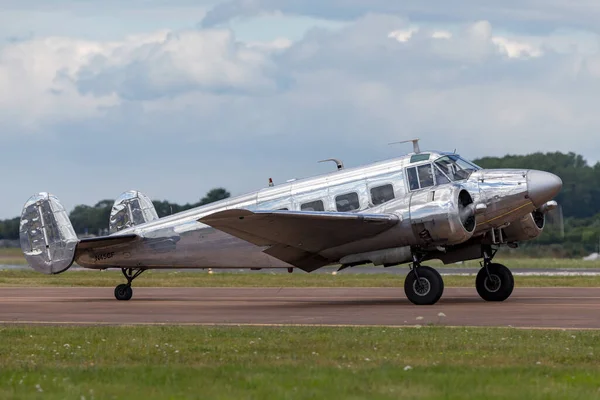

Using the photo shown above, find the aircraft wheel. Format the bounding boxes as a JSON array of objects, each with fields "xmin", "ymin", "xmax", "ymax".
[
  {"xmin": 114, "ymin": 284, "xmax": 133, "ymax": 301},
  {"xmin": 476, "ymin": 263, "xmax": 514, "ymax": 302},
  {"xmin": 404, "ymin": 266, "xmax": 444, "ymax": 305}
]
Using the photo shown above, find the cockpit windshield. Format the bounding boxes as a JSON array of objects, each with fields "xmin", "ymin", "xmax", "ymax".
[{"xmin": 434, "ymin": 155, "xmax": 481, "ymax": 182}]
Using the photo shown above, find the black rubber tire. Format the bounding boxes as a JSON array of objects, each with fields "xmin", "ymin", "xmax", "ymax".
[
  {"xmin": 404, "ymin": 266, "xmax": 444, "ymax": 305},
  {"xmin": 476, "ymin": 263, "xmax": 514, "ymax": 302},
  {"xmin": 114, "ymin": 284, "xmax": 133, "ymax": 301}
]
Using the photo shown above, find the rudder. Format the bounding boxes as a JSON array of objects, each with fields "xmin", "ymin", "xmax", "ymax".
[{"xmin": 19, "ymin": 193, "xmax": 78, "ymax": 274}]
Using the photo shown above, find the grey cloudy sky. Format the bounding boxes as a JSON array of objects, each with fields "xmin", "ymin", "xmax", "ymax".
[{"xmin": 1, "ymin": 0, "xmax": 600, "ymax": 218}]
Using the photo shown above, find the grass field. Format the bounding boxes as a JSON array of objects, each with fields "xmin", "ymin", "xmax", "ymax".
[
  {"xmin": 0, "ymin": 247, "xmax": 27, "ymax": 265},
  {"xmin": 0, "ymin": 325, "xmax": 598, "ymax": 399},
  {"xmin": 1, "ymin": 268, "xmax": 600, "ymax": 288}
]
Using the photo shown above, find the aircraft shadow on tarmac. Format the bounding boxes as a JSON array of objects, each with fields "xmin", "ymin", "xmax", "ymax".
[{"xmin": 63, "ymin": 296, "xmax": 524, "ymax": 307}]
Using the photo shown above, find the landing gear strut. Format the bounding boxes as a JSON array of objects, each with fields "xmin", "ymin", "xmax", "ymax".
[
  {"xmin": 475, "ymin": 246, "xmax": 514, "ymax": 302},
  {"xmin": 404, "ymin": 253, "xmax": 444, "ymax": 305},
  {"xmin": 114, "ymin": 268, "xmax": 145, "ymax": 301}
]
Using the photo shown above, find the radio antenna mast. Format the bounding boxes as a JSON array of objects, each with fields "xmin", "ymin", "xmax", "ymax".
[
  {"xmin": 318, "ymin": 158, "xmax": 344, "ymax": 171},
  {"xmin": 388, "ymin": 138, "xmax": 421, "ymax": 154}
]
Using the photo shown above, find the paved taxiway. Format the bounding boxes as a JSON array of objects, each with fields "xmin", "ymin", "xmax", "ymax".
[{"xmin": 0, "ymin": 287, "xmax": 599, "ymax": 329}]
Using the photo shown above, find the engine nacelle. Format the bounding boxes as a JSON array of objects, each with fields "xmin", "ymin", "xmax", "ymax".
[
  {"xmin": 503, "ymin": 210, "xmax": 544, "ymax": 242},
  {"xmin": 409, "ymin": 186, "xmax": 477, "ymax": 246},
  {"xmin": 109, "ymin": 190, "xmax": 159, "ymax": 234}
]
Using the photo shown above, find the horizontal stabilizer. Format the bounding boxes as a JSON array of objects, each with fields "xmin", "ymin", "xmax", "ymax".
[
  {"xmin": 199, "ymin": 209, "xmax": 399, "ymax": 272},
  {"xmin": 77, "ymin": 234, "xmax": 139, "ymax": 250}
]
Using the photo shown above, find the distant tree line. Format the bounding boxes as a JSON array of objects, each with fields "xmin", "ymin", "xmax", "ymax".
[{"xmin": 0, "ymin": 188, "xmax": 231, "ymax": 239}]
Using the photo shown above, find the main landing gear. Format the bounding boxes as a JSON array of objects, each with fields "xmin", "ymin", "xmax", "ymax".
[
  {"xmin": 404, "ymin": 254, "xmax": 444, "ymax": 305},
  {"xmin": 114, "ymin": 268, "xmax": 145, "ymax": 301},
  {"xmin": 404, "ymin": 246, "xmax": 515, "ymax": 305},
  {"xmin": 475, "ymin": 247, "xmax": 514, "ymax": 302}
]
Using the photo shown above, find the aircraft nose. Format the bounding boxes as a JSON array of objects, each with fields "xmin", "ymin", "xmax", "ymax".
[{"xmin": 527, "ymin": 170, "xmax": 563, "ymax": 207}]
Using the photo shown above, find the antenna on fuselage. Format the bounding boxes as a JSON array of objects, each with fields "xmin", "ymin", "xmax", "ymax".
[
  {"xmin": 318, "ymin": 158, "xmax": 344, "ymax": 171},
  {"xmin": 389, "ymin": 138, "xmax": 421, "ymax": 154}
]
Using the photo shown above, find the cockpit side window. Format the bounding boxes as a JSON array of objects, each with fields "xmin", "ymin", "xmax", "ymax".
[
  {"xmin": 434, "ymin": 165, "xmax": 451, "ymax": 184},
  {"xmin": 407, "ymin": 164, "xmax": 435, "ymax": 191},
  {"xmin": 434, "ymin": 155, "xmax": 480, "ymax": 182},
  {"xmin": 417, "ymin": 165, "xmax": 434, "ymax": 188}
]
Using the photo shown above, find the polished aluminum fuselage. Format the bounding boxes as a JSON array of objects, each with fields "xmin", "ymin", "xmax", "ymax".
[{"xmin": 75, "ymin": 152, "xmax": 536, "ymax": 270}]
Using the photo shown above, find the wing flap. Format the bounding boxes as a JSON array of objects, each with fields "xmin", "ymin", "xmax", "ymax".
[{"xmin": 199, "ymin": 209, "xmax": 399, "ymax": 271}]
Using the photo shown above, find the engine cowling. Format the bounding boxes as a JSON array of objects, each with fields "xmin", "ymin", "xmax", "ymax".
[
  {"xmin": 409, "ymin": 186, "xmax": 477, "ymax": 246},
  {"xmin": 503, "ymin": 210, "xmax": 544, "ymax": 242}
]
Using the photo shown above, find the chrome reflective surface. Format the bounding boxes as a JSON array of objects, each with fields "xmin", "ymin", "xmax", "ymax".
[
  {"xmin": 18, "ymin": 150, "xmax": 563, "ymax": 274},
  {"xmin": 503, "ymin": 212, "xmax": 544, "ymax": 242},
  {"xmin": 527, "ymin": 170, "xmax": 563, "ymax": 208},
  {"xmin": 19, "ymin": 193, "xmax": 78, "ymax": 274},
  {"xmin": 408, "ymin": 185, "xmax": 476, "ymax": 245},
  {"xmin": 109, "ymin": 190, "xmax": 159, "ymax": 234}
]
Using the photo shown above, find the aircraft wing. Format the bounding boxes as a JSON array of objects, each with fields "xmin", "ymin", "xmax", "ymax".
[{"xmin": 199, "ymin": 209, "xmax": 399, "ymax": 272}]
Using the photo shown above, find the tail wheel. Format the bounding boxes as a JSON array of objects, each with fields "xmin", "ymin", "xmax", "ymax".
[
  {"xmin": 404, "ymin": 266, "xmax": 444, "ymax": 305},
  {"xmin": 476, "ymin": 263, "xmax": 514, "ymax": 302}
]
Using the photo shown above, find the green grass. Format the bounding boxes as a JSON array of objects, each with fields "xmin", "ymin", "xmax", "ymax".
[
  {"xmin": 0, "ymin": 325, "xmax": 599, "ymax": 399},
  {"xmin": 0, "ymin": 247, "xmax": 27, "ymax": 265},
  {"xmin": 0, "ymin": 269, "xmax": 599, "ymax": 288}
]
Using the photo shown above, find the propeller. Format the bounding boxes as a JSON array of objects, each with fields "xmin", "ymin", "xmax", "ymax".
[
  {"xmin": 545, "ymin": 204, "xmax": 565, "ymax": 239},
  {"xmin": 457, "ymin": 190, "xmax": 481, "ymax": 232}
]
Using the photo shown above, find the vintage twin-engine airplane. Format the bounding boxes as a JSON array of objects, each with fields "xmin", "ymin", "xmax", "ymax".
[{"xmin": 19, "ymin": 140, "xmax": 562, "ymax": 305}]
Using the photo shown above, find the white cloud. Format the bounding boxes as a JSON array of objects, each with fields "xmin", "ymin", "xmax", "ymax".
[
  {"xmin": 431, "ymin": 30, "xmax": 452, "ymax": 39},
  {"xmin": 75, "ymin": 29, "xmax": 281, "ymax": 101},
  {"xmin": 246, "ymin": 37, "xmax": 294, "ymax": 51},
  {"xmin": 0, "ymin": 37, "xmax": 119, "ymax": 133},
  {"xmin": 2, "ymin": 13, "xmax": 600, "ymax": 217},
  {"xmin": 200, "ymin": 0, "xmax": 600, "ymax": 32},
  {"xmin": 0, "ymin": 28, "xmax": 283, "ymax": 136},
  {"xmin": 385, "ymin": 22, "xmax": 544, "ymax": 59},
  {"xmin": 492, "ymin": 37, "xmax": 543, "ymax": 58},
  {"xmin": 388, "ymin": 28, "xmax": 418, "ymax": 43}
]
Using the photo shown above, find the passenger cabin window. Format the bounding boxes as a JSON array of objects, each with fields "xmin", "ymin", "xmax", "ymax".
[
  {"xmin": 301, "ymin": 200, "xmax": 324, "ymax": 211},
  {"xmin": 336, "ymin": 192, "xmax": 360, "ymax": 212},
  {"xmin": 370, "ymin": 184, "xmax": 395, "ymax": 205},
  {"xmin": 407, "ymin": 164, "xmax": 435, "ymax": 191}
]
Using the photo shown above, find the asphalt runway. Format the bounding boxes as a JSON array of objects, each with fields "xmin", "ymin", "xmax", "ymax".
[{"xmin": 1, "ymin": 287, "xmax": 599, "ymax": 329}]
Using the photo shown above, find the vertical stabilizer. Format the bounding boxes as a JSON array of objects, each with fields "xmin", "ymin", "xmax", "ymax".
[
  {"xmin": 109, "ymin": 190, "xmax": 159, "ymax": 234},
  {"xmin": 19, "ymin": 193, "xmax": 78, "ymax": 274}
]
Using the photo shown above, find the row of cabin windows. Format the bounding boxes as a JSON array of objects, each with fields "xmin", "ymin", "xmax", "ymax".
[
  {"xmin": 278, "ymin": 163, "xmax": 454, "ymax": 213},
  {"xmin": 294, "ymin": 183, "xmax": 395, "ymax": 213}
]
